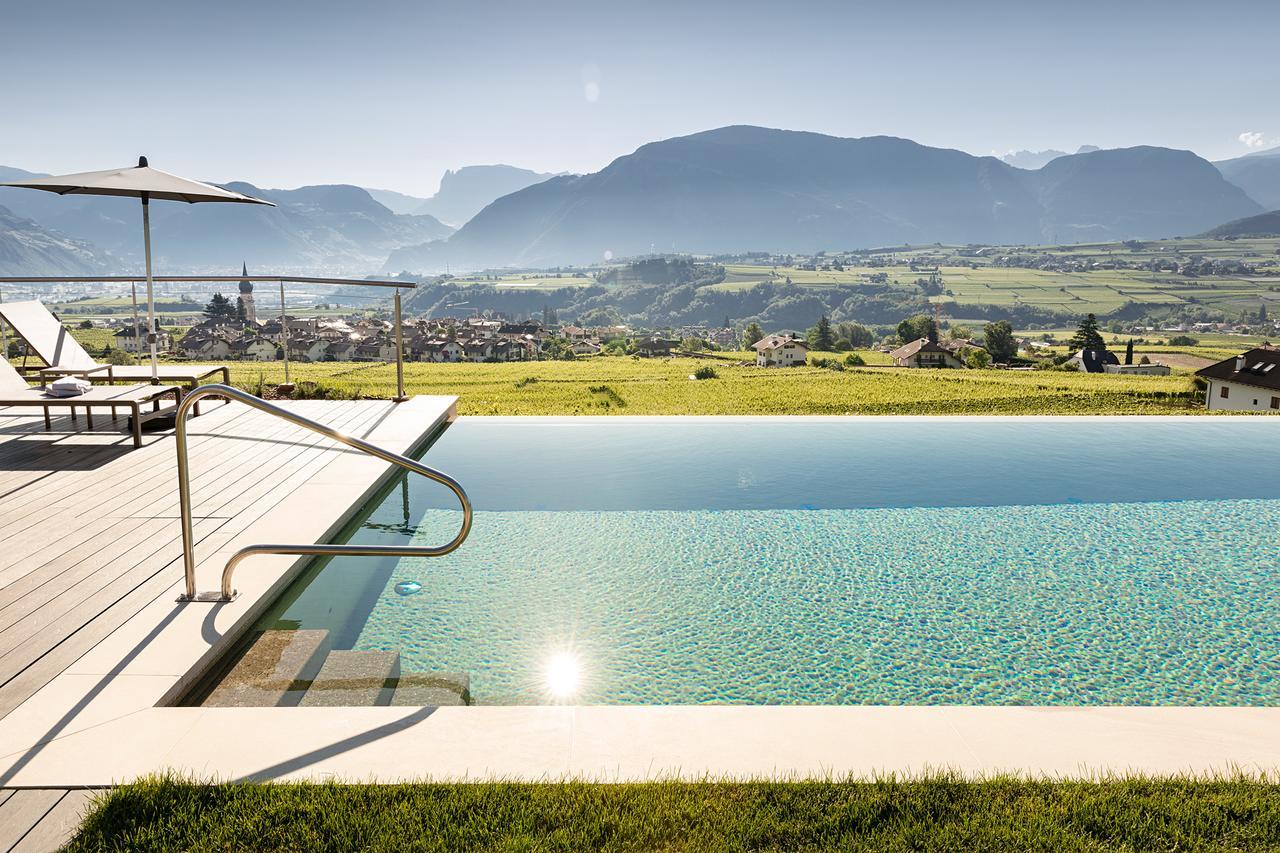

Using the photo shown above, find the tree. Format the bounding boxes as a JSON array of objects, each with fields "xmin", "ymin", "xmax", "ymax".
[
  {"xmin": 807, "ymin": 314, "xmax": 835, "ymax": 351},
  {"xmin": 983, "ymin": 320, "xmax": 1017, "ymax": 363},
  {"xmin": 204, "ymin": 293, "xmax": 235, "ymax": 322},
  {"xmin": 965, "ymin": 348, "xmax": 991, "ymax": 369},
  {"xmin": 897, "ymin": 314, "xmax": 938, "ymax": 345},
  {"xmin": 835, "ymin": 322, "xmax": 874, "ymax": 349},
  {"xmin": 1124, "ymin": 339, "xmax": 1135, "ymax": 365},
  {"xmin": 742, "ymin": 321, "xmax": 764, "ymax": 349},
  {"xmin": 236, "ymin": 296, "xmax": 247, "ymax": 323},
  {"xmin": 1067, "ymin": 313, "xmax": 1106, "ymax": 351}
]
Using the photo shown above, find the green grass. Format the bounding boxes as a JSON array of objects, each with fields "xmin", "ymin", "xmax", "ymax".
[
  {"xmin": 67, "ymin": 774, "xmax": 1280, "ymax": 852},
  {"xmin": 709, "ymin": 237, "xmax": 1280, "ymax": 317},
  {"xmin": 221, "ymin": 355, "xmax": 1202, "ymax": 415}
]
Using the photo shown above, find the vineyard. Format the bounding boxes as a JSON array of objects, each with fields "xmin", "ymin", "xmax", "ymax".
[{"xmin": 222, "ymin": 356, "xmax": 1203, "ymax": 415}]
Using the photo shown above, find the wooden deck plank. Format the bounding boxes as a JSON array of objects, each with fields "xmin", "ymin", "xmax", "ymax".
[
  {"xmin": 87, "ymin": 402, "xmax": 338, "ymax": 521},
  {"xmin": 10, "ymin": 789, "xmax": 94, "ymax": 853},
  {"xmin": 0, "ymin": 408, "xmax": 253, "ymax": 534},
  {"xmin": 11, "ymin": 406, "xmax": 263, "ymax": 523},
  {"xmin": 0, "ymin": 518, "xmax": 224, "ymax": 673},
  {"xmin": 0, "ymin": 789, "xmax": 64, "ymax": 852},
  {"xmin": 0, "ymin": 517, "xmax": 171, "ymax": 623},
  {"xmin": 121, "ymin": 401, "xmax": 379, "ymax": 521}
]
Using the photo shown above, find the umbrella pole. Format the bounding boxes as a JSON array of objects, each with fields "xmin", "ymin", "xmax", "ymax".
[
  {"xmin": 131, "ymin": 282, "xmax": 140, "ymax": 357},
  {"xmin": 141, "ymin": 194, "xmax": 159, "ymax": 383}
]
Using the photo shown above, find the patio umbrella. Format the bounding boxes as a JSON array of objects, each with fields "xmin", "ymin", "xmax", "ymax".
[{"xmin": 1, "ymin": 157, "xmax": 273, "ymax": 380}]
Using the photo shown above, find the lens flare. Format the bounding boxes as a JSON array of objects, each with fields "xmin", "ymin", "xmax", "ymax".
[{"xmin": 545, "ymin": 652, "xmax": 581, "ymax": 698}]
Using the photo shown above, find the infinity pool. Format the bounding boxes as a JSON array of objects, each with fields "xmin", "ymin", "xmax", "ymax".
[{"xmin": 204, "ymin": 417, "xmax": 1280, "ymax": 706}]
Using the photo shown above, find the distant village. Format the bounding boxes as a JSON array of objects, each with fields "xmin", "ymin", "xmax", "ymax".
[{"xmin": 104, "ymin": 274, "xmax": 741, "ymax": 365}]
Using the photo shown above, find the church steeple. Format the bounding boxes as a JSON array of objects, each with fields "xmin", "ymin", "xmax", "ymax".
[{"xmin": 236, "ymin": 262, "xmax": 257, "ymax": 324}]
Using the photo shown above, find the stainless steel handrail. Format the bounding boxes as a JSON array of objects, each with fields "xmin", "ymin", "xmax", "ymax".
[{"xmin": 175, "ymin": 384, "xmax": 472, "ymax": 602}]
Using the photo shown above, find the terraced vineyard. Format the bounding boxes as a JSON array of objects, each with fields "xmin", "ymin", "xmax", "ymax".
[
  {"xmin": 222, "ymin": 356, "xmax": 1202, "ymax": 415},
  {"xmin": 707, "ymin": 236, "xmax": 1280, "ymax": 320}
]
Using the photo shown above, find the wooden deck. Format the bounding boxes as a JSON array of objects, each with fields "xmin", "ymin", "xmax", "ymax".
[
  {"xmin": 0, "ymin": 398, "xmax": 431, "ymax": 850},
  {"xmin": 0, "ymin": 788, "xmax": 101, "ymax": 852}
]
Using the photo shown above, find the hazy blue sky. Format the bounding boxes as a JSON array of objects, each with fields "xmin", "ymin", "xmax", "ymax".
[{"xmin": 6, "ymin": 0, "xmax": 1278, "ymax": 195}]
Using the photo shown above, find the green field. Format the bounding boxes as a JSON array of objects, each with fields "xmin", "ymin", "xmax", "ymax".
[
  {"xmin": 442, "ymin": 272, "xmax": 597, "ymax": 290},
  {"xmin": 67, "ymin": 774, "xmax": 1280, "ymax": 852},
  {"xmin": 705, "ymin": 237, "xmax": 1280, "ymax": 320},
  {"xmin": 221, "ymin": 355, "xmax": 1202, "ymax": 415}
]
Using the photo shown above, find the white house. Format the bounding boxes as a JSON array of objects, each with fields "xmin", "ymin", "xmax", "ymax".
[
  {"xmin": 1104, "ymin": 362, "xmax": 1171, "ymax": 376},
  {"xmin": 235, "ymin": 336, "xmax": 279, "ymax": 361},
  {"xmin": 113, "ymin": 325, "xmax": 173, "ymax": 354},
  {"xmin": 889, "ymin": 338, "xmax": 965, "ymax": 368},
  {"xmin": 1196, "ymin": 346, "xmax": 1280, "ymax": 412},
  {"xmin": 752, "ymin": 333, "xmax": 809, "ymax": 367}
]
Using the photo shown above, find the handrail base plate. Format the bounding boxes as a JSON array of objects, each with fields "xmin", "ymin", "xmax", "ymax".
[{"xmin": 177, "ymin": 590, "xmax": 239, "ymax": 603}]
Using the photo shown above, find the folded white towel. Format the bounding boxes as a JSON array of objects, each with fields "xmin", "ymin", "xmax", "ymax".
[{"xmin": 46, "ymin": 376, "xmax": 93, "ymax": 398}]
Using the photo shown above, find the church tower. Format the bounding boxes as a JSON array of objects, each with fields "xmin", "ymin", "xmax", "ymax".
[{"xmin": 237, "ymin": 262, "xmax": 256, "ymax": 324}]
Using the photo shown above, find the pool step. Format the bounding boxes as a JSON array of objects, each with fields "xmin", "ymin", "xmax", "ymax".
[
  {"xmin": 203, "ymin": 629, "xmax": 331, "ymax": 707},
  {"xmin": 299, "ymin": 649, "xmax": 401, "ymax": 707},
  {"xmin": 391, "ymin": 671, "xmax": 472, "ymax": 706}
]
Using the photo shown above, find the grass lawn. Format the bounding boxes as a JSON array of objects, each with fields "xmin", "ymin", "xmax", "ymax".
[
  {"xmin": 221, "ymin": 355, "xmax": 1202, "ymax": 415},
  {"xmin": 67, "ymin": 775, "xmax": 1280, "ymax": 851}
]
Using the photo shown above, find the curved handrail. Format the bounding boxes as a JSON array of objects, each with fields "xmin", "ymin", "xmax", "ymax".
[{"xmin": 175, "ymin": 384, "xmax": 471, "ymax": 602}]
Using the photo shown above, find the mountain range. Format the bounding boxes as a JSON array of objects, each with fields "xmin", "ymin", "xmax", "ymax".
[
  {"xmin": 0, "ymin": 168, "xmax": 454, "ymax": 275},
  {"xmin": 405, "ymin": 165, "xmax": 563, "ymax": 226},
  {"xmin": 1000, "ymin": 145, "xmax": 1099, "ymax": 170},
  {"xmin": 0, "ymin": 204, "xmax": 108, "ymax": 276},
  {"xmin": 1214, "ymin": 146, "xmax": 1280, "ymax": 211},
  {"xmin": 1203, "ymin": 209, "xmax": 1280, "ymax": 238},
  {"xmin": 386, "ymin": 126, "xmax": 1263, "ymax": 272},
  {"xmin": 4, "ymin": 129, "xmax": 1280, "ymax": 277}
]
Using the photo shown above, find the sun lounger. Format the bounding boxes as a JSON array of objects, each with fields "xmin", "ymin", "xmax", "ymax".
[
  {"xmin": 0, "ymin": 299, "xmax": 229, "ymax": 392},
  {"xmin": 0, "ymin": 356, "xmax": 180, "ymax": 447}
]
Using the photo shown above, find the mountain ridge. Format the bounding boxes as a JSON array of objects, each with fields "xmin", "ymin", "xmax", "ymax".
[
  {"xmin": 0, "ymin": 177, "xmax": 453, "ymax": 274},
  {"xmin": 413, "ymin": 164, "xmax": 563, "ymax": 226},
  {"xmin": 386, "ymin": 126, "xmax": 1260, "ymax": 272},
  {"xmin": 0, "ymin": 204, "xmax": 110, "ymax": 276}
]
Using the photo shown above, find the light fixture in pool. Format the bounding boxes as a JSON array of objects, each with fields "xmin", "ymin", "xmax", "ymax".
[
  {"xmin": 545, "ymin": 652, "xmax": 581, "ymax": 698},
  {"xmin": 393, "ymin": 581, "xmax": 422, "ymax": 596}
]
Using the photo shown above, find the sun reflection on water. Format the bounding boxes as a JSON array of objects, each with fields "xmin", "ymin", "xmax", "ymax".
[{"xmin": 544, "ymin": 651, "xmax": 582, "ymax": 700}]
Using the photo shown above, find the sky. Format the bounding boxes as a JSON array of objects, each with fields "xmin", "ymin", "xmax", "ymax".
[{"xmin": 5, "ymin": 0, "xmax": 1279, "ymax": 196}]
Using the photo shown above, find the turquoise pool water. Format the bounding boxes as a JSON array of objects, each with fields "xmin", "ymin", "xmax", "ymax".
[{"xmin": 247, "ymin": 418, "xmax": 1280, "ymax": 706}]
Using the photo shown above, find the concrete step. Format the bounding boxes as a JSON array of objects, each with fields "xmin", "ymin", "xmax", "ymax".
[
  {"xmin": 391, "ymin": 671, "xmax": 472, "ymax": 706},
  {"xmin": 203, "ymin": 629, "xmax": 330, "ymax": 707},
  {"xmin": 300, "ymin": 649, "xmax": 400, "ymax": 707}
]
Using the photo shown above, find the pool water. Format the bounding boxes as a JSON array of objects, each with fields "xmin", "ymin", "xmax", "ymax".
[{"xmin": 231, "ymin": 417, "xmax": 1280, "ymax": 706}]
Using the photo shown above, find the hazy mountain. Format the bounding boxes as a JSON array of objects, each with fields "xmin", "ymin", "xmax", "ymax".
[
  {"xmin": 1001, "ymin": 145, "xmax": 1099, "ymax": 170},
  {"xmin": 1032, "ymin": 145, "xmax": 1259, "ymax": 242},
  {"xmin": 0, "ymin": 205, "xmax": 109, "ymax": 276},
  {"xmin": 0, "ymin": 174, "xmax": 454, "ymax": 275},
  {"xmin": 1203, "ymin": 209, "xmax": 1280, "ymax": 238},
  {"xmin": 1215, "ymin": 146, "xmax": 1280, "ymax": 210},
  {"xmin": 364, "ymin": 187, "xmax": 431, "ymax": 215},
  {"xmin": 413, "ymin": 165, "xmax": 561, "ymax": 226},
  {"xmin": 386, "ymin": 127, "xmax": 1259, "ymax": 272}
]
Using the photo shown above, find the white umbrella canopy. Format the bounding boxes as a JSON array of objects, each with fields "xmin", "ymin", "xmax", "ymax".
[{"xmin": 0, "ymin": 156, "xmax": 273, "ymax": 379}]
